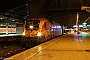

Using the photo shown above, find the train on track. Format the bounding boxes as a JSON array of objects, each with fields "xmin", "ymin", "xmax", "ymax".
[{"xmin": 21, "ymin": 17, "xmax": 62, "ymax": 43}]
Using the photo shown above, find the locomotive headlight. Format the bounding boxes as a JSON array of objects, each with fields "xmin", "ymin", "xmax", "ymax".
[
  {"xmin": 37, "ymin": 32, "xmax": 42, "ymax": 36},
  {"xmin": 29, "ymin": 25, "xmax": 33, "ymax": 29},
  {"xmin": 22, "ymin": 31, "xmax": 25, "ymax": 36}
]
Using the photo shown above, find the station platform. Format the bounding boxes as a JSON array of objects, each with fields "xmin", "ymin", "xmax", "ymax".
[
  {"xmin": 0, "ymin": 34, "xmax": 22, "ymax": 42},
  {"xmin": 5, "ymin": 33, "xmax": 90, "ymax": 60},
  {"xmin": 0, "ymin": 34, "xmax": 22, "ymax": 37}
]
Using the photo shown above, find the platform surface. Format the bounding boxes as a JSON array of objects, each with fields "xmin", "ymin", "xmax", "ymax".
[
  {"xmin": 0, "ymin": 34, "xmax": 22, "ymax": 37},
  {"xmin": 5, "ymin": 33, "xmax": 90, "ymax": 60}
]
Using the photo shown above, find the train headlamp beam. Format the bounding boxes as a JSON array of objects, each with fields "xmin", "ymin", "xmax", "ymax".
[
  {"xmin": 29, "ymin": 25, "xmax": 33, "ymax": 29},
  {"xmin": 37, "ymin": 32, "xmax": 42, "ymax": 36}
]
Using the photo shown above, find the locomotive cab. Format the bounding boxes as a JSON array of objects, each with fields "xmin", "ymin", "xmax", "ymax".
[{"xmin": 22, "ymin": 18, "xmax": 51, "ymax": 42}]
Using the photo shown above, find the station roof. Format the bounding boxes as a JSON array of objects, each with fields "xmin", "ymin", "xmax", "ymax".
[
  {"xmin": 0, "ymin": 0, "xmax": 90, "ymax": 28},
  {"xmin": 0, "ymin": 4, "xmax": 29, "ymax": 24}
]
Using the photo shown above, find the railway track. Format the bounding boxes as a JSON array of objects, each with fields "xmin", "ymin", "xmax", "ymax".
[
  {"xmin": 0, "ymin": 44, "xmax": 25, "ymax": 60},
  {"xmin": 0, "ymin": 39, "xmax": 39, "ymax": 60},
  {"xmin": 0, "ymin": 34, "xmax": 52, "ymax": 60}
]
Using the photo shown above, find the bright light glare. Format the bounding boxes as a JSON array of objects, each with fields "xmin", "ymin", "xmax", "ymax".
[
  {"xmin": 73, "ymin": 25, "xmax": 83, "ymax": 27},
  {"xmin": 75, "ymin": 28, "xmax": 78, "ymax": 31},
  {"xmin": 37, "ymin": 32, "xmax": 42, "ymax": 36},
  {"xmin": 0, "ymin": 18, "xmax": 3, "ymax": 19},
  {"xmin": 22, "ymin": 31, "xmax": 25, "ymax": 36},
  {"xmin": 30, "ymin": 25, "xmax": 33, "ymax": 29},
  {"xmin": 87, "ymin": 25, "xmax": 90, "ymax": 26}
]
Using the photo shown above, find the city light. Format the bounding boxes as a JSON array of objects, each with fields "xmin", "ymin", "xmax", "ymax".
[
  {"xmin": 29, "ymin": 25, "xmax": 33, "ymax": 29},
  {"xmin": 73, "ymin": 25, "xmax": 83, "ymax": 28},
  {"xmin": 0, "ymin": 18, "xmax": 3, "ymax": 19}
]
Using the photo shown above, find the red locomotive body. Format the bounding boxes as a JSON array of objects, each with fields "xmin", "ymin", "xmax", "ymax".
[{"xmin": 22, "ymin": 18, "xmax": 62, "ymax": 42}]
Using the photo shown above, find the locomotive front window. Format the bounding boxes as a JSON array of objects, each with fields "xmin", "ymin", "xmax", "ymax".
[{"xmin": 26, "ymin": 20, "xmax": 40, "ymax": 30}]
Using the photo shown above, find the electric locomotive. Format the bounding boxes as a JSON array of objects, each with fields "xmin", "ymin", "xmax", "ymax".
[{"xmin": 22, "ymin": 18, "xmax": 62, "ymax": 42}]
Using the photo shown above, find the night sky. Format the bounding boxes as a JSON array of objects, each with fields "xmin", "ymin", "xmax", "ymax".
[{"xmin": 0, "ymin": 0, "xmax": 28, "ymax": 13}]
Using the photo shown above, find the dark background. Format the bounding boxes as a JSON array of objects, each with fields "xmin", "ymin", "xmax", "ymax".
[
  {"xmin": 0, "ymin": 0, "xmax": 90, "ymax": 13},
  {"xmin": 0, "ymin": 0, "xmax": 28, "ymax": 13}
]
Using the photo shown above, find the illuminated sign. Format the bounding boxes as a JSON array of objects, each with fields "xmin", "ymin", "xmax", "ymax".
[
  {"xmin": 51, "ymin": 26, "xmax": 61, "ymax": 28},
  {"xmin": 73, "ymin": 25, "xmax": 83, "ymax": 28}
]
